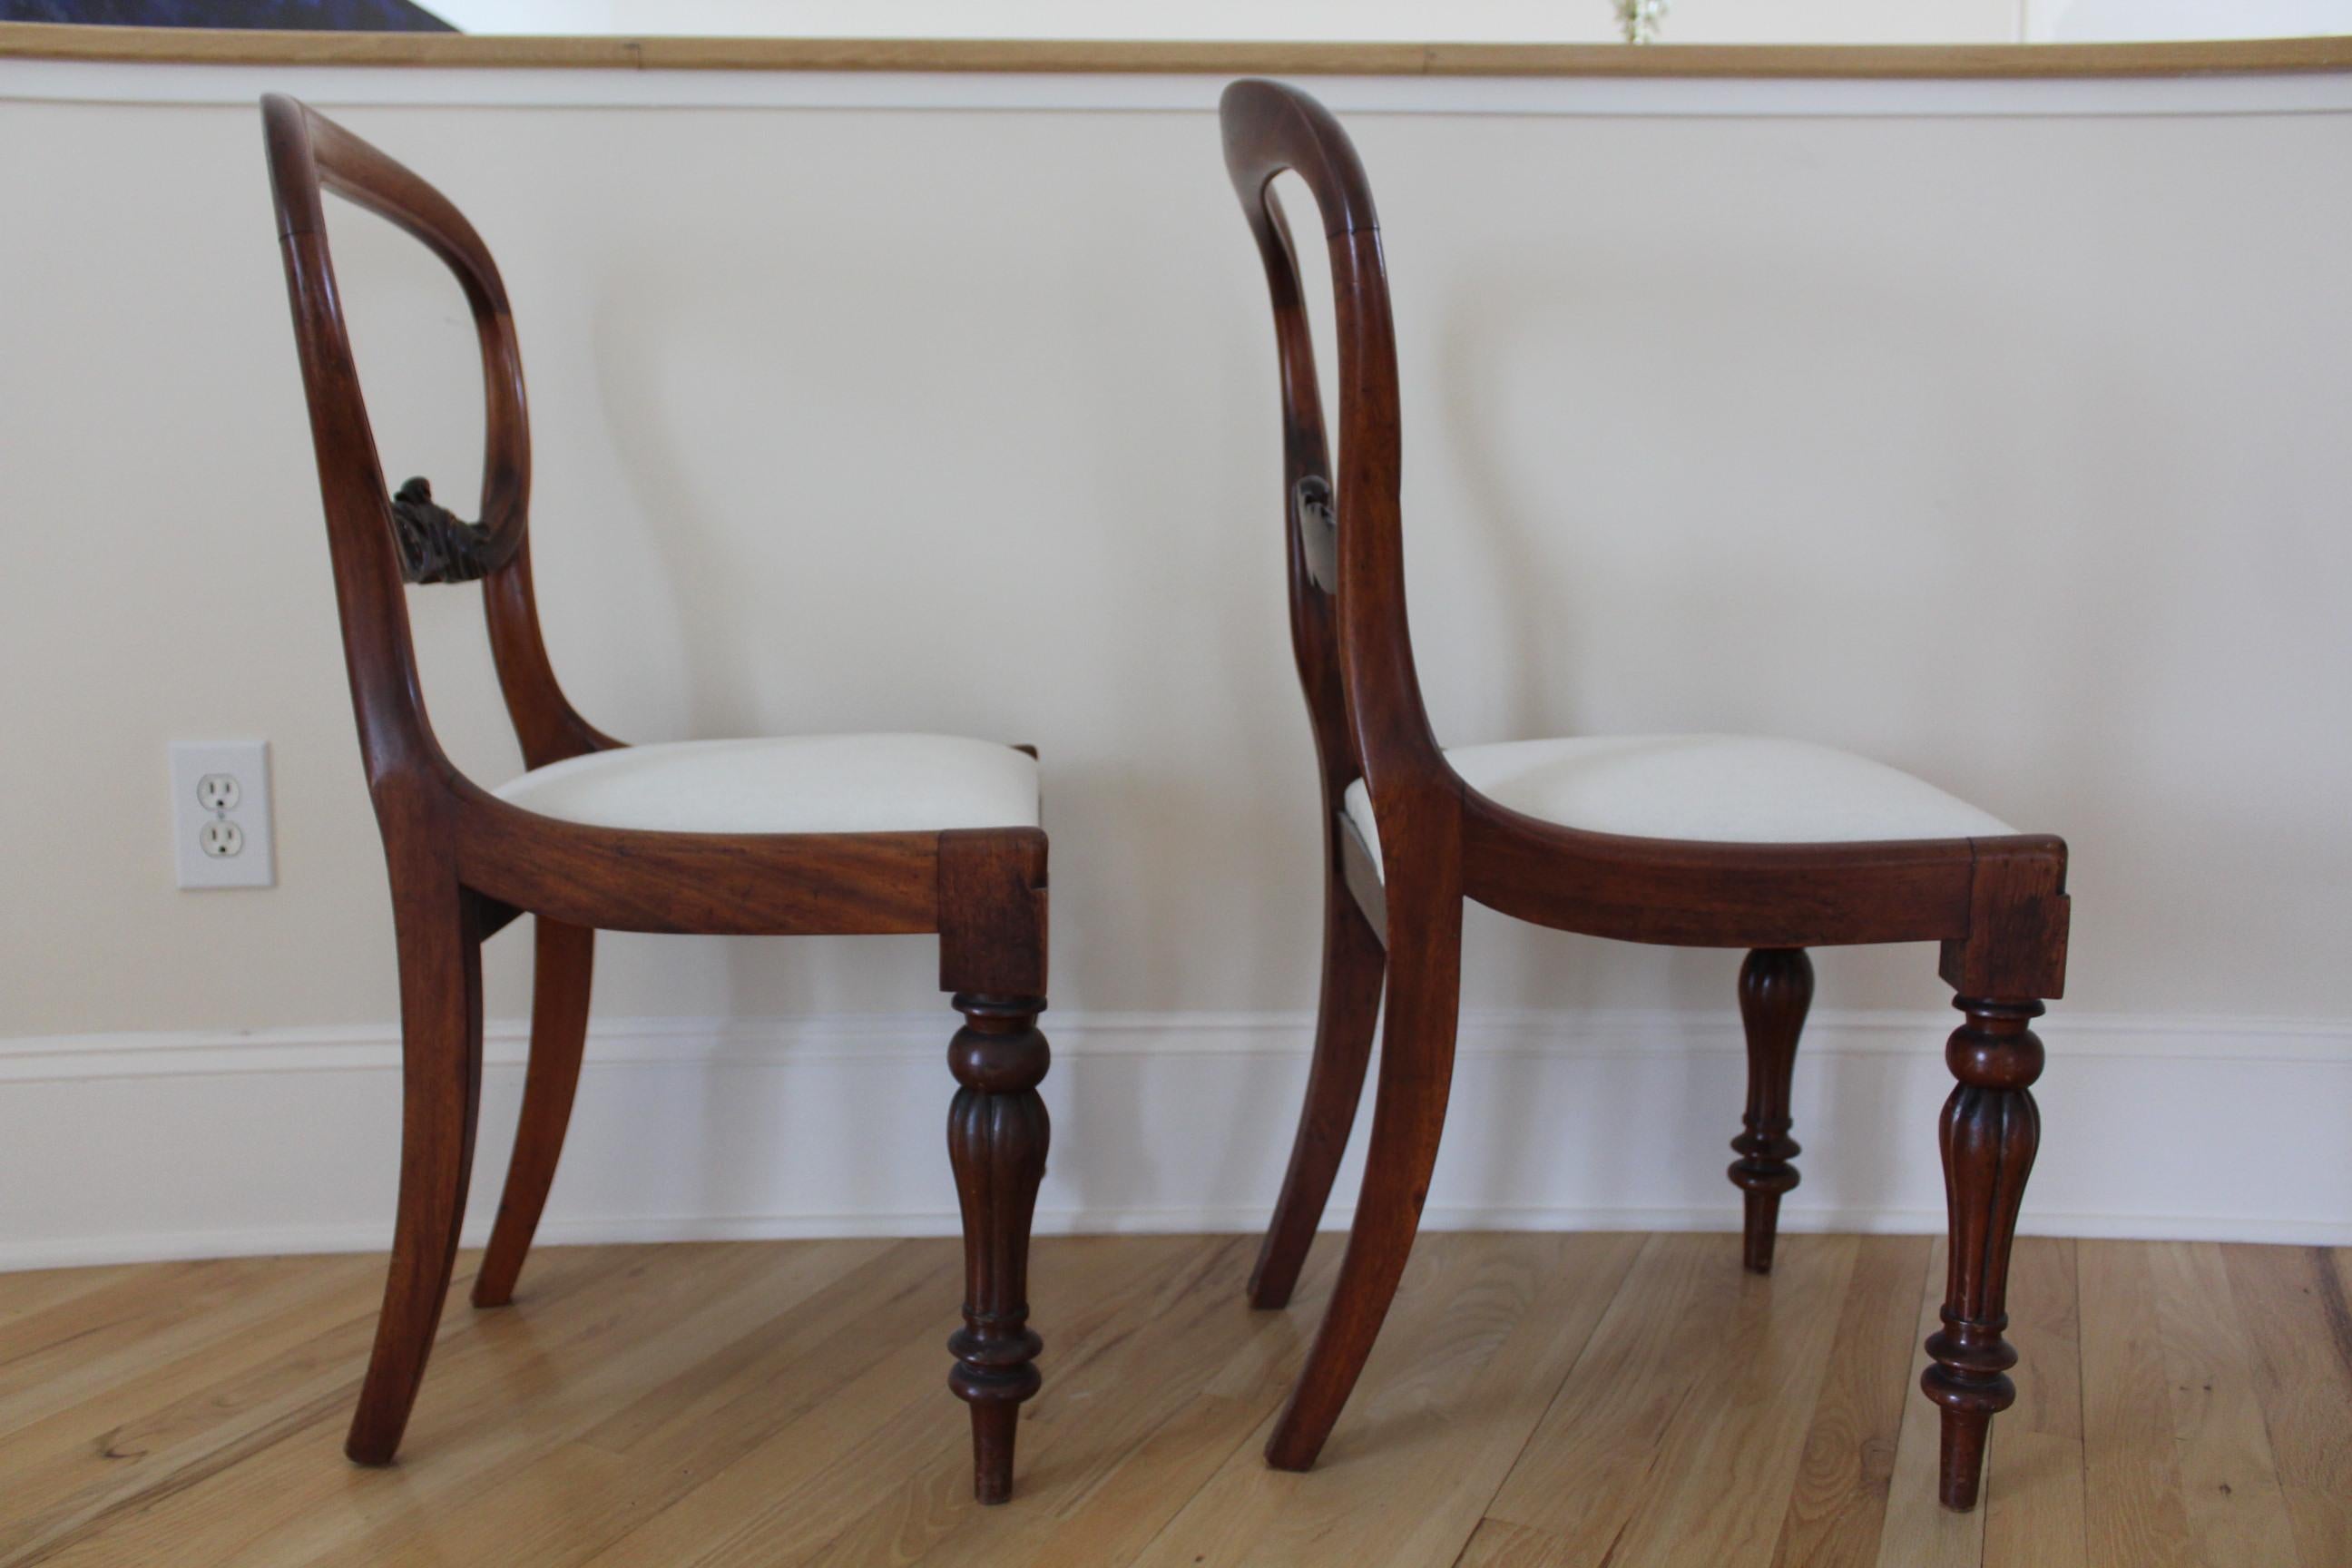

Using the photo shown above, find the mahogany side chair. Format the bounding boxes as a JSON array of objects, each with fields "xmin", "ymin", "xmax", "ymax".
[
  {"xmin": 1220, "ymin": 80, "xmax": 2069, "ymax": 1513},
  {"xmin": 260, "ymin": 95, "xmax": 1052, "ymax": 1504}
]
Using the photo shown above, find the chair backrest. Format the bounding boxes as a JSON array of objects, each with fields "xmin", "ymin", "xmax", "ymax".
[
  {"xmin": 1219, "ymin": 80, "xmax": 1455, "ymax": 842},
  {"xmin": 260, "ymin": 93, "xmax": 610, "ymax": 806}
]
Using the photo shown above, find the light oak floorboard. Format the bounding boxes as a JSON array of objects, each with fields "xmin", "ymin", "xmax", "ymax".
[
  {"xmin": 0, "ymin": 1257, "xmax": 321, "ymax": 1434},
  {"xmin": 0, "ymin": 1235, "xmax": 2333, "ymax": 1568},
  {"xmin": 789, "ymin": 1236, "xmax": 1289, "ymax": 1568},
  {"xmin": 573, "ymin": 1235, "xmax": 1217, "ymax": 1568},
  {"xmin": 1480, "ymin": 1232, "xmax": 1862, "ymax": 1568},
  {"xmin": 2226, "ymin": 1244, "xmax": 2352, "ymax": 1568},
  {"xmin": 1134, "ymin": 1231, "xmax": 1643, "ymax": 1568},
  {"xmin": 1479, "ymin": 1232, "xmax": 1750, "ymax": 1553},
  {"xmin": 368, "ymin": 1237, "xmax": 956, "ymax": 1568},
  {"xmin": 32, "ymin": 1241, "xmax": 838, "ymax": 1567},
  {"xmin": 868, "ymin": 1235, "xmax": 1337, "ymax": 1568},
  {"xmin": 1769, "ymin": 1234, "xmax": 1934, "ymax": 1568},
  {"xmin": 0, "ymin": 1253, "xmax": 387, "ymax": 1563},
  {"xmin": 1573, "ymin": 1234, "xmax": 1861, "ymax": 1568},
  {"xmin": 1873, "ymin": 1239, "xmax": 1985, "ymax": 1568},
  {"xmin": 0, "ymin": 1264, "xmax": 143, "ymax": 1328},
  {"xmin": 2146, "ymin": 1241, "xmax": 2302, "ymax": 1568},
  {"xmin": 1984, "ymin": 1236, "xmax": 2088, "ymax": 1568},
  {"xmin": 1453, "ymin": 1516, "xmax": 1569, "ymax": 1567},
  {"xmin": 2080, "ymin": 1240, "xmax": 2199, "ymax": 1568}
]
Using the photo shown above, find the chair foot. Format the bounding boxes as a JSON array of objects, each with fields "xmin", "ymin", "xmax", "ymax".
[
  {"xmin": 348, "ymin": 886, "xmax": 485, "ymax": 1465},
  {"xmin": 1919, "ymin": 995, "xmax": 2043, "ymax": 1513},
  {"xmin": 965, "ymin": 1398, "xmax": 1025, "ymax": 1506},
  {"xmin": 1729, "ymin": 947, "xmax": 1809, "ymax": 1275},
  {"xmin": 1739, "ymin": 1191, "xmax": 1786, "ymax": 1275},
  {"xmin": 946, "ymin": 992, "xmax": 1049, "ymax": 1505},
  {"xmin": 1250, "ymin": 878, "xmax": 1384, "ymax": 1311},
  {"xmin": 473, "ymin": 918, "xmax": 593, "ymax": 1309},
  {"xmin": 1263, "ymin": 1417, "xmax": 1321, "ymax": 1473},
  {"xmin": 1934, "ymin": 1406, "xmax": 1994, "ymax": 1510}
]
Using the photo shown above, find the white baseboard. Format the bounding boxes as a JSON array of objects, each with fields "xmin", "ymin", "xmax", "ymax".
[{"xmin": 5, "ymin": 1009, "xmax": 2347, "ymax": 1270}]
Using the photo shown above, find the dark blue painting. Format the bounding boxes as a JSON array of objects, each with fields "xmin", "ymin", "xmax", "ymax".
[{"xmin": 1, "ymin": 0, "xmax": 455, "ymax": 28}]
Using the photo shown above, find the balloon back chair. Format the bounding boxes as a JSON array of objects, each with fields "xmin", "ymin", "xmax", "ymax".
[
  {"xmin": 261, "ymin": 95, "xmax": 1052, "ymax": 1504},
  {"xmin": 1219, "ymin": 79, "xmax": 2069, "ymax": 1512}
]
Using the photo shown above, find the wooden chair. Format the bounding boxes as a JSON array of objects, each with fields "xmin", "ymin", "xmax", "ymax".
[
  {"xmin": 260, "ymin": 95, "xmax": 1052, "ymax": 1504},
  {"xmin": 1220, "ymin": 79, "xmax": 2068, "ymax": 1513}
]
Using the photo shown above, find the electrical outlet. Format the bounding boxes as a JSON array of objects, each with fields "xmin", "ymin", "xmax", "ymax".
[{"xmin": 172, "ymin": 740, "xmax": 274, "ymax": 889}]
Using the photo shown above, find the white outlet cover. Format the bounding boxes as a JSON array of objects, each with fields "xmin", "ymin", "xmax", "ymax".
[{"xmin": 171, "ymin": 740, "xmax": 275, "ymax": 890}]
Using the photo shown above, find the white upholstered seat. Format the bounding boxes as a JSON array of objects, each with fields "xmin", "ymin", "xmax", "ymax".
[
  {"xmin": 1343, "ymin": 733, "xmax": 2012, "ymax": 877},
  {"xmin": 494, "ymin": 732, "xmax": 1040, "ymax": 837}
]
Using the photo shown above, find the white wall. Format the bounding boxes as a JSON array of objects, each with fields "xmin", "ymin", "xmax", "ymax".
[
  {"xmin": 426, "ymin": 1, "xmax": 2025, "ymax": 45},
  {"xmin": 2030, "ymin": 0, "xmax": 2352, "ymax": 41},
  {"xmin": 2, "ymin": 64, "xmax": 2348, "ymax": 1265},
  {"xmin": 425, "ymin": 0, "xmax": 2352, "ymax": 44}
]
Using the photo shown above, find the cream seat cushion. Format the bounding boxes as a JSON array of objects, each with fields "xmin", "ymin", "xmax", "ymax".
[
  {"xmin": 494, "ymin": 733, "xmax": 1040, "ymax": 836},
  {"xmin": 1342, "ymin": 733, "xmax": 2012, "ymax": 877}
]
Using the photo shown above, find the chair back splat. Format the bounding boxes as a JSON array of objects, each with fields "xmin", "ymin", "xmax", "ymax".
[
  {"xmin": 1220, "ymin": 79, "xmax": 1459, "ymax": 856},
  {"xmin": 261, "ymin": 93, "xmax": 613, "ymax": 788}
]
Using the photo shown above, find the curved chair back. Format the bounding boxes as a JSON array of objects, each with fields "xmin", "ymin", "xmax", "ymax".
[
  {"xmin": 1219, "ymin": 80, "xmax": 1458, "ymax": 857},
  {"xmin": 260, "ymin": 94, "xmax": 609, "ymax": 802}
]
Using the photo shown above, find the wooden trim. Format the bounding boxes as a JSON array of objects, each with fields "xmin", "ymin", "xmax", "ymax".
[{"xmin": 3, "ymin": 23, "xmax": 2349, "ymax": 78}]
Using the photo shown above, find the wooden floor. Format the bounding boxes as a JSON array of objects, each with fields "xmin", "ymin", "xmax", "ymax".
[{"xmin": 0, "ymin": 1233, "xmax": 2344, "ymax": 1567}]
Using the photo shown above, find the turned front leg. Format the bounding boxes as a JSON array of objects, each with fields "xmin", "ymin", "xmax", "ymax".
[
  {"xmin": 946, "ymin": 992, "xmax": 1050, "ymax": 1504},
  {"xmin": 1730, "ymin": 947, "xmax": 1811, "ymax": 1274},
  {"xmin": 1922, "ymin": 996, "xmax": 2043, "ymax": 1511}
]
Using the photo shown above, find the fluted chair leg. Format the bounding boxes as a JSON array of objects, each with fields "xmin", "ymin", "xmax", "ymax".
[
  {"xmin": 1922, "ymin": 996, "xmax": 2044, "ymax": 1510},
  {"xmin": 946, "ymin": 992, "xmax": 1049, "ymax": 1504},
  {"xmin": 936, "ymin": 828, "xmax": 1052, "ymax": 1504}
]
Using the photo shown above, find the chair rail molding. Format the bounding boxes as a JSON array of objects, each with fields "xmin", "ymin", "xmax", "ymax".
[
  {"xmin": 4, "ymin": 22, "xmax": 2350, "ymax": 77},
  {"xmin": 5, "ymin": 54, "xmax": 2352, "ymax": 115}
]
